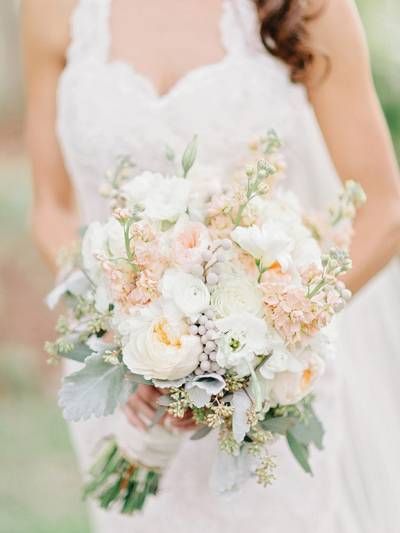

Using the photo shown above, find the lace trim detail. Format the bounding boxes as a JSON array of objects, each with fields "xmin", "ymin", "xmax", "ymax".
[
  {"xmin": 65, "ymin": 0, "xmax": 262, "ymax": 66},
  {"xmin": 66, "ymin": 0, "xmax": 110, "ymax": 63}
]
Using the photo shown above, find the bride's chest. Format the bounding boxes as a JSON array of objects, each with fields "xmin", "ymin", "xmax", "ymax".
[{"xmin": 57, "ymin": 51, "xmax": 305, "ymax": 176}]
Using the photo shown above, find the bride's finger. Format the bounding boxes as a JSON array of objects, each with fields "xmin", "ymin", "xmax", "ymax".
[
  {"xmin": 123, "ymin": 405, "xmax": 147, "ymax": 431},
  {"xmin": 132, "ymin": 395, "xmax": 157, "ymax": 421}
]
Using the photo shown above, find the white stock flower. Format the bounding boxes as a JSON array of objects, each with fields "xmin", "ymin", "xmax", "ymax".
[
  {"xmin": 81, "ymin": 221, "xmax": 106, "ymax": 281},
  {"xmin": 81, "ymin": 219, "xmax": 126, "ymax": 312},
  {"xmin": 123, "ymin": 171, "xmax": 190, "ymax": 222},
  {"xmin": 81, "ymin": 218, "xmax": 125, "ymax": 280},
  {"xmin": 160, "ymin": 268, "xmax": 210, "ymax": 317},
  {"xmin": 215, "ymin": 313, "xmax": 270, "ymax": 374},
  {"xmin": 231, "ymin": 221, "xmax": 294, "ymax": 272},
  {"xmin": 211, "ymin": 274, "xmax": 263, "ymax": 318},
  {"xmin": 119, "ymin": 301, "xmax": 202, "ymax": 380}
]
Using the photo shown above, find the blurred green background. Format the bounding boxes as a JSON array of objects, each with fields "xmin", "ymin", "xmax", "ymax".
[{"xmin": 0, "ymin": 1, "xmax": 399, "ymax": 532}]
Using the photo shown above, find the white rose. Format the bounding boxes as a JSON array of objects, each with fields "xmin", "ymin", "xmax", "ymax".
[
  {"xmin": 160, "ymin": 268, "xmax": 210, "ymax": 317},
  {"xmin": 123, "ymin": 172, "xmax": 190, "ymax": 222},
  {"xmin": 260, "ymin": 346, "xmax": 326, "ymax": 406},
  {"xmin": 211, "ymin": 274, "xmax": 263, "ymax": 318},
  {"xmin": 215, "ymin": 313, "xmax": 270, "ymax": 374},
  {"xmin": 120, "ymin": 301, "xmax": 202, "ymax": 380},
  {"xmin": 231, "ymin": 221, "xmax": 294, "ymax": 272}
]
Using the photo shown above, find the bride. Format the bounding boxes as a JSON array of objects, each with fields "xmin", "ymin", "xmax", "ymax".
[{"xmin": 23, "ymin": 0, "xmax": 400, "ymax": 531}]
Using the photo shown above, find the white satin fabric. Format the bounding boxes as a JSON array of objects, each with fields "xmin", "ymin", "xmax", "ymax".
[{"xmin": 58, "ymin": 1, "xmax": 400, "ymax": 531}]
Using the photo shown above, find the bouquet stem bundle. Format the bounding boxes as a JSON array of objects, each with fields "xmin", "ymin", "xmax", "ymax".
[{"xmin": 84, "ymin": 439, "xmax": 160, "ymax": 514}]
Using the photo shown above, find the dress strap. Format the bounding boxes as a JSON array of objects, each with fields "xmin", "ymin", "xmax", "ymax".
[
  {"xmin": 66, "ymin": 0, "xmax": 111, "ymax": 64},
  {"xmin": 226, "ymin": 0, "xmax": 264, "ymax": 54}
]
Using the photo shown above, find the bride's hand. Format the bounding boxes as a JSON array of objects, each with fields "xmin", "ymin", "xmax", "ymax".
[{"xmin": 124, "ymin": 385, "xmax": 197, "ymax": 432}]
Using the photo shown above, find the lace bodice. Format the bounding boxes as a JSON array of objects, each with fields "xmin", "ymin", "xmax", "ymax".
[{"xmin": 57, "ymin": 0, "xmax": 341, "ymax": 224}]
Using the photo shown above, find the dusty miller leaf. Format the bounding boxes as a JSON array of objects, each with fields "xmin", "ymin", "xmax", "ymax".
[
  {"xmin": 287, "ymin": 431, "xmax": 312, "ymax": 475},
  {"xmin": 290, "ymin": 411, "xmax": 324, "ymax": 451},
  {"xmin": 260, "ymin": 416, "xmax": 297, "ymax": 435},
  {"xmin": 58, "ymin": 342, "xmax": 93, "ymax": 363},
  {"xmin": 59, "ymin": 354, "xmax": 135, "ymax": 421}
]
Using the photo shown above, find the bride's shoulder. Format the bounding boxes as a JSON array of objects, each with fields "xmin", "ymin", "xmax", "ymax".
[{"xmin": 21, "ymin": 0, "xmax": 78, "ymax": 60}]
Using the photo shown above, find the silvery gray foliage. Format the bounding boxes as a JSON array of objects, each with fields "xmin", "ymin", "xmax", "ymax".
[
  {"xmin": 232, "ymin": 390, "xmax": 252, "ymax": 444},
  {"xmin": 185, "ymin": 373, "xmax": 225, "ymax": 408},
  {"xmin": 58, "ymin": 341, "xmax": 93, "ymax": 363},
  {"xmin": 59, "ymin": 354, "xmax": 135, "ymax": 421}
]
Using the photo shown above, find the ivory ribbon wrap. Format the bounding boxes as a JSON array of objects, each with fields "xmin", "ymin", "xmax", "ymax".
[{"xmin": 113, "ymin": 409, "xmax": 184, "ymax": 470}]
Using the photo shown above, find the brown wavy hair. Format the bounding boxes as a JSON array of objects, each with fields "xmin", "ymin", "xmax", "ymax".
[{"xmin": 255, "ymin": 0, "xmax": 323, "ymax": 83}]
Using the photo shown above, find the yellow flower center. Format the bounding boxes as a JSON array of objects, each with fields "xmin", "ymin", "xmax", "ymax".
[
  {"xmin": 301, "ymin": 367, "xmax": 314, "ymax": 389},
  {"xmin": 153, "ymin": 319, "xmax": 182, "ymax": 348}
]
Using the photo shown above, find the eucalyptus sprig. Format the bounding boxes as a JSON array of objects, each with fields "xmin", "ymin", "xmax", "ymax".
[{"xmin": 233, "ymin": 159, "xmax": 276, "ymax": 227}]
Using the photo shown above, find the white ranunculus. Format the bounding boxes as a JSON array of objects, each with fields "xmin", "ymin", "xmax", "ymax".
[
  {"xmin": 215, "ymin": 313, "xmax": 270, "ymax": 374},
  {"xmin": 123, "ymin": 171, "xmax": 190, "ymax": 222},
  {"xmin": 231, "ymin": 221, "xmax": 294, "ymax": 272},
  {"xmin": 259, "ymin": 341, "xmax": 303, "ymax": 380},
  {"xmin": 160, "ymin": 268, "xmax": 210, "ymax": 317},
  {"xmin": 120, "ymin": 301, "xmax": 202, "ymax": 380},
  {"xmin": 211, "ymin": 274, "xmax": 263, "ymax": 318},
  {"xmin": 260, "ymin": 345, "xmax": 326, "ymax": 406}
]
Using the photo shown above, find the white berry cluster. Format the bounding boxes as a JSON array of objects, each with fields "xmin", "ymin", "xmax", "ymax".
[
  {"xmin": 188, "ymin": 239, "xmax": 232, "ymax": 375},
  {"xmin": 189, "ymin": 309, "xmax": 224, "ymax": 376}
]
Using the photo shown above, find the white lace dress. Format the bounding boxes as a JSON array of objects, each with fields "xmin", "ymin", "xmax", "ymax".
[{"xmin": 57, "ymin": 1, "xmax": 400, "ymax": 531}]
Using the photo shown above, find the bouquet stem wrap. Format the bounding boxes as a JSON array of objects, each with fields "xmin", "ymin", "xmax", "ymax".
[{"xmin": 84, "ymin": 410, "xmax": 183, "ymax": 513}]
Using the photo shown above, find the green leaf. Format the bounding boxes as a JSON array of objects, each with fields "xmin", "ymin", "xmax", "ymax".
[
  {"xmin": 160, "ymin": 220, "xmax": 175, "ymax": 232},
  {"xmin": 260, "ymin": 416, "xmax": 297, "ymax": 435},
  {"xmin": 58, "ymin": 342, "xmax": 93, "ymax": 363},
  {"xmin": 190, "ymin": 425, "xmax": 213, "ymax": 441},
  {"xmin": 181, "ymin": 135, "xmax": 198, "ymax": 177},
  {"xmin": 290, "ymin": 411, "xmax": 324, "ymax": 450},
  {"xmin": 165, "ymin": 144, "xmax": 176, "ymax": 162},
  {"xmin": 287, "ymin": 431, "xmax": 313, "ymax": 475},
  {"xmin": 59, "ymin": 354, "xmax": 136, "ymax": 421}
]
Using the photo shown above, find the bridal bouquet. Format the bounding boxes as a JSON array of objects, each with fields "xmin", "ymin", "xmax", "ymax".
[{"xmin": 46, "ymin": 131, "xmax": 365, "ymax": 514}]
